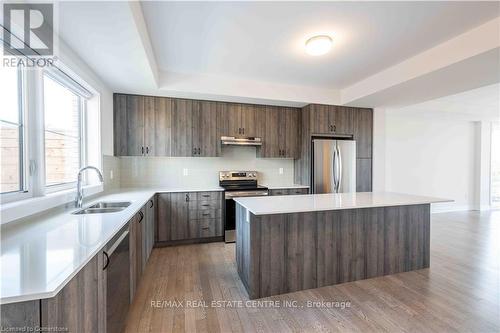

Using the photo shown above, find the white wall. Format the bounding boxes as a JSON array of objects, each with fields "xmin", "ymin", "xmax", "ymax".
[
  {"xmin": 116, "ymin": 147, "xmax": 295, "ymax": 189},
  {"xmin": 375, "ymin": 110, "xmax": 479, "ymax": 212}
]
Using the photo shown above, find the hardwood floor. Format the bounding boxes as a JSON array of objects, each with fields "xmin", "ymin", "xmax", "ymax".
[{"xmin": 124, "ymin": 210, "xmax": 500, "ymax": 332}]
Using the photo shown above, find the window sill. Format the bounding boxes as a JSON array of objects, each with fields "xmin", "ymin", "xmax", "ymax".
[{"xmin": 0, "ymin": 184, "xmax": 103, "ymax": 225}]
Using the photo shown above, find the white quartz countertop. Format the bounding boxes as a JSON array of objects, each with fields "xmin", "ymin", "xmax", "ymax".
[
  {"xmin": 233, "ymin": 192, "xmax": 451, "ymax": 216},
  {"xmin": 0, "ymin": 186, "xmax": 223, "ymax": 304}
]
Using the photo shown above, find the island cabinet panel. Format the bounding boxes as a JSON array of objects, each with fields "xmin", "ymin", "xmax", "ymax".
[
  {"xmin": 41, "ymin": 255, "xmax": 100, "ymax": 332},
  {"xmin": 236, "ymin": 203, "xmax": 431, "ymax": 299}
]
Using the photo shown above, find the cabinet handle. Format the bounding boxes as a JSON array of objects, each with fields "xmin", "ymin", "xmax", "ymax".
[
  {"xmin": 333, "ymin": 124, "xmax": 336, "ymax": 132},
  {"xmin": 201, "ymin": 227, "xmax": 210, "ymax": 230},
  {"xmin": 238, "ymin": 128, "xmax": 241, "ymax": 134},
  {"xmin": 141, "ymin": 146, "xmax": 144, "ymax": 155},
  {"xmin": 103, "ymin": 251, "xmax": 109, "ymax": 270},
  {"xmin": 192, "ymin": 147, "xmax": 196, "ymax": 155},
  {"xmin": 149, "ymin": 200, "xmax": 154, "ymax": 208},
  {"xmin": 242, "ymin": 128, "xmax": 245, "ymax": 135},
  {"xmin": 146, "ymin": 146, "xmax": 149, "ymax": 154},
  {"xmin": 185, "ymin": 194, "xmax": 190, "ymax": 202},
  {"xmin": 202, "ymin": 213, "xmax": 210, "ymax": 216},
  {"xmin": 197, "ymin": 148, "xmax": 201, "ymax": 155},
  {"xmin": 138, "ymin": 211, "xmax": 144, "ymax": 223},
  {"xmin": 202, "ymin": 194, "xmax": 210, "ymax": 198},
  {"xmin": 202, "ymin": 204, "xmax": 210, "ymax": 207}
]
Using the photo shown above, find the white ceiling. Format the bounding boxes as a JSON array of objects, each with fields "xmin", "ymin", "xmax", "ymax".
[{"xmin": 141, "ymin": 1, "xmax": 499, "ymax": 89}]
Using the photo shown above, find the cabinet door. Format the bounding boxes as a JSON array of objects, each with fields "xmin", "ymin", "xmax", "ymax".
[
  {"xmin": 41, "ymin": 255, "xmax": 99, "ymax": 332},
  {"xmin": 130, "ymin": 212, "xmax": 143, "ymax": 300},
  {"xmin": 354, "ymin": 108, "xmax": 373, "ymax": 158},
  {"xmin": 170, "ymin": 192, "xmax": 190, "ymax": 240},
  {"xmin": 171, "ymin": 99, "xmax": 193, "ymax": 156},
  {"xmin": 113, "ymin": 94, "xmax": 128, "ymax": 156},
  {"xmin": 310, "ymin": 104, "xmax": 330, "ymax": 134},
  {"xmin": 356, "ymin": 158, "xmax": 372, "ymax": 192},
  {"xmin": 126, "ymin": 95, "xmax": 145, "ymax": 156},
  {"xmin": 152, "ymin": 97, "xmax": 172, "ymax": 156},
  {"xmin": 193, "ymin": 101, "xmax": 218, "ymax": 157},
  {"xmin": 241, "ymin": 104, "xmax": 258, "ymax": 137},
  {"xmin": 143, "ymin": 96, "xmax": 156, "ymax": 156},
  {"xmin": 227, "ymin": 103, "xmax": 242, "ymax": 137},
  {"xmin": 284, "ymin": 107, "xmax": 299, "ymax": 158},
  {"xmin": 156, "ymin": 193, "xmax": 171, "ymax": 242},
  {"xmin": 330, "ymin": 106, "xmax": 354, "ymax": 135},
  {"xmin": 145, "ymin": 197, "xmax": 155, "ymax": 259},
  {"xmin": 261, "ymin": 106, "xmax": 280, "ymax": 157}
]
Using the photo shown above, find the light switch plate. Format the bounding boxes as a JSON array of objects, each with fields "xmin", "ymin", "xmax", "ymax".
[
  {"xmin": 279, "ymin": 168, "xmax": 284, "ymax": 175},
  {"xmin": 110, "ymin": 170, "xmax": 114, "ymax": 179},
  {"xmin": 183, "ymin": 168, "xmax": 189, "ymax": 176}
]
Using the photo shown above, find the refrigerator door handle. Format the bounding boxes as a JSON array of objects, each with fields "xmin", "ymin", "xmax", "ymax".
[
  {"xmin": 332, "ymin": 144, "xmax": 339, "ymax": 193},
  {"xmin": 336, "ymin": 144, "xmax": 342, "ymax": 192}
]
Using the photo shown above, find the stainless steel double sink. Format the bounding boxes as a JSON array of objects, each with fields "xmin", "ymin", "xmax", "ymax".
[{"xmin": 72, "ymin": 201, "xmax": 132, "ymax": 215}]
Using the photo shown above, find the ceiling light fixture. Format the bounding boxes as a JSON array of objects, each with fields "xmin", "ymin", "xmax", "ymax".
[{"xmin": 305, "ymin": 35, "xmax": 333, "ymax": 56}]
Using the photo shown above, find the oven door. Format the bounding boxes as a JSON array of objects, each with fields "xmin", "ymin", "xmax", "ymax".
[{"xmin": 224, "ymin": 190, "xmax": 268, "ymax": 243}]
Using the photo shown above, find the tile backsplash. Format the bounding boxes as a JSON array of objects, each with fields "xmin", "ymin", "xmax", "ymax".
[{"xmin": 107, "ymin": 146, "xmax": 295, "ymax": 189}]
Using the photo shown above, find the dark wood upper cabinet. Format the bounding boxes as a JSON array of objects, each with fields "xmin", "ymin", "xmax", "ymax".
[
  {"xmin": 152, "ymin": 97, "xmax": 172, "ymax": 156},
  {"xmin": 260, "ymin": 106, "xmax": 299, "ymax": 158},
  {"xmin": 114, "ymin": 94, "xmax": 144, "ymax": 156},
  {"xmin": 354, "ymin": 108, "xmax": 373, "ymax": 158},
  {"xmin": 309, "ymin": 104, "xmax": 353, "ymax": 135},
  {"xmin": 192, "ymin": 101, "xmax": 218, "ymax": 157},
  {"xmin": 171, "ymin": 99, "xmax": 193, "ymax": 157}
]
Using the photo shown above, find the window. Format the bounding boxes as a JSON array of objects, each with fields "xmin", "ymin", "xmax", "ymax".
[
  {"xmin": 0, "ymin": 66, "xmax": 26, "ymax": 195},
  {"xmin": 43, "ymin": 73, "xmax": 84, "ymax": 188},
  {"xmin": 0, "ymin": 62, "xmax": 99, "ymax": 207}
]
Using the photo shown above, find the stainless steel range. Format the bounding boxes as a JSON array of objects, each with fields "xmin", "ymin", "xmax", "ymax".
[{"xmin": 219, "ymin": 171, "xmax": 268, "ymax": 243}]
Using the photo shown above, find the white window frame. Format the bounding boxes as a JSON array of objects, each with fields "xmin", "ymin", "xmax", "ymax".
[
  {"xmin": 42, "ymin": 69, "xmax": 89, "ymax": 193},
  {"xmin": 0, "ymin": 64, "xmax": 33, "ymax": 203},
  {"xmin": 0, "ymin": 62, "xmax": 98, "ymax": 207}
]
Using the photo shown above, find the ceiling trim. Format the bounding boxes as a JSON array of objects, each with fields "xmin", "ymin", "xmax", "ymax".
[
  {"xmin": 128, "ymin": 2, "xmax": 160, "ymax": 88},
  {"xmin": 341, "ymin": 17, "xmax": 500, "ymax": 106}
]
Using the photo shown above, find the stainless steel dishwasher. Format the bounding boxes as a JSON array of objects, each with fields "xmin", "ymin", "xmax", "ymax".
[{"xmin": 103, "ymin": 228, "xmax": 130, "ymax": 333}]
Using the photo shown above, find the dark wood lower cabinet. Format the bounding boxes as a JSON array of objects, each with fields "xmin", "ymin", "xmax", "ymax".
[
  {"xmin": 156, "ymin": 191, "xmax": 223, "ymax": 245},
  {"xmin": 269, "ymin": 188, "xmax": 309, "ymax": 196},
  {"xmin": 41, "ymin": 255, "xmax": 100, "ymax": 332},
  {"xmin": 0, "ymin": 300, "xmax": 40, "ymax": 329}
]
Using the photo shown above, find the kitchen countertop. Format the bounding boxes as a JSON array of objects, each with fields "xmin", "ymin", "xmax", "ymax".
[
  {"xmin": 0, "ymin": 186, "xmax": 224, "ymax": 305},
  {"xmin": 263, "ymin": 184, "xmax": 309, "ymax": 189},
  {"xmin": 234, "ymin": 192, "xmax": 451, "ymax": 216}
]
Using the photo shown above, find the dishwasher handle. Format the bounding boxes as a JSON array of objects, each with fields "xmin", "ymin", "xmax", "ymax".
[{"xmin": 103, "ymin": 251, "xmax": 110, "ymax": 270}]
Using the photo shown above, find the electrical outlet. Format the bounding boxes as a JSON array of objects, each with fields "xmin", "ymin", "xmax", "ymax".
[
  {"xmin": 279, "ymin": 168, "xmax": 284, "ymax": 175},
  {"xmin": 110, "ymin": 170, "xmax": 114, "ymax": 180},
  {"xmin": 183, "ymin": 168, "xmax": 189, "ymax": 176}
]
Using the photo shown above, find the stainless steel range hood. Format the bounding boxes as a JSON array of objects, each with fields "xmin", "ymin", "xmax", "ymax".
[{"xmin": 221, "ymin": 136, "xmax": 262, "ymax": 146}]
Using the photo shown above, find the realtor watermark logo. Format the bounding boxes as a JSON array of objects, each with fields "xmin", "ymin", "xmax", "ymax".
[{"xmin": 3, "ymin": 3, "xmax": 56, "ymax": 67}]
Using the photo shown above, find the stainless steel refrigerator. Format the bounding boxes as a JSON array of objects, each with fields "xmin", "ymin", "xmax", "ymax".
[{"xmin": 312, "ymin": 138, "xmax": 356, "ymax": 194}]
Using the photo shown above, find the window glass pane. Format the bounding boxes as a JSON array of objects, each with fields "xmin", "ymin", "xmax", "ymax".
[
  {"xmin": 0, "ymin": 66, "xmax": 23, "ymax": 193},
  {"xmin": 44, "ymin": 74, "xmax": 81, "ymax": 186}
]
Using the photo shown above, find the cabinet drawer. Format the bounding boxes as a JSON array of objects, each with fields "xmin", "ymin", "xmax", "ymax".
[
  {"xmin": 196, "ymin": 191, "xmax": 221, "ymax": 201},
  {"xmin": 190, "ymin": 209, "xmax": 221, "ymax": 220},
  {"xmin": 289, "ymin": 188, "xmax": 308, "ymax": 195},
  {"xmin": 189, "ymin": 200, "xmax": 221, "ymax": 210},
  {"xmin": 189, "ymin": 219, "xmax": 217, "ymax": 238},
  {"xmin": 270, "ymin": 189, "xmax": 290, "ymax": 196}
]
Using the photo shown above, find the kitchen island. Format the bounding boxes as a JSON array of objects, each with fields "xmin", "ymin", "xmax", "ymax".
[{"xmin": 234, "ymin": 192, "xmax": 450, "ymax": 299}]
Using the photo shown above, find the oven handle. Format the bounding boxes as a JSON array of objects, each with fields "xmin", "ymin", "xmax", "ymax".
[{"xmin": 225, "ymin": 192, "xmax": 269, "ymax": 199}]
